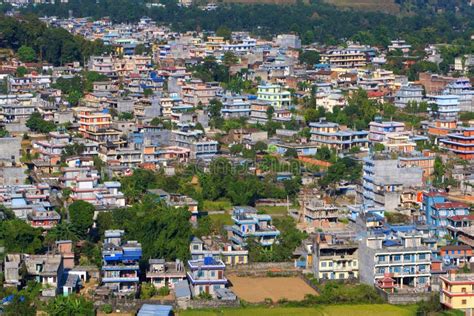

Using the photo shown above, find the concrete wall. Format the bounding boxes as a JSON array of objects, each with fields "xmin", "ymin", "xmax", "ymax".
[{"xmin": 0, "ymin": 137, "xmax": 22, "ymax": 163}]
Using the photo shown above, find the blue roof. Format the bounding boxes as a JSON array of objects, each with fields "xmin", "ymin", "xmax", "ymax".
[{"xmin": 137, "ymin": 304, "xmax": 173, "ymax": 316}]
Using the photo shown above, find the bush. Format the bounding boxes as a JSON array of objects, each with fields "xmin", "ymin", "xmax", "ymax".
[
  {"xmin": 100, "ymin": 304, "xmax": 113, "ymax": 314},
  {"xmin": 158, "ymin": 286, "xmax": 170, "ymax": 296}
]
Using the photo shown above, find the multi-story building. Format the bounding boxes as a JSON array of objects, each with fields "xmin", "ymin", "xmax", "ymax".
[
  {"xmin": 190, "ymin": 236, "xmax": 248, "ymax": 266},
  {"xmin": 309, "ymin": 121, "xmax": 369, "ymax": 152},
  {"xmin": 33, "ymin": 132, "xmax": 71, "ymax": 165},
  {"xmin": 228, "ymin": 206, "xmax": 280, "ymax": 248},
  {"xmin": 88, "ymin": 55, "xmax": 116, "ymax": 77},
  {"xmin": 181, "ymin": 80, "xmax": 219, "ymax": 107},
  {"xmin": 2, "ymin": 102, "xmax": 35, "ymax": 123},
  {"xmin": 320, "ymin": 48, "xmax": 367, "ymax": 70},
  {"xmin": 172, "ymin": 123, "xmax": 218, "ymax": 159},
  {"xmin": 394, "ymin": 84, "xmax": 424, "ymax": 108},
  {"xmin": 443, "ymin": 78, "xmax": 474, "ymax": 112},
  {"xmin": 301, "ymin": 199, "xmax": 343, "ymax": 232},
  {"xmin": 146, "ymin": 259, "xmax": 186, "ymax": 289},
  {"xmin": 368, "ymin": 120, "xmax": 408, "ymax": 143},
  {"xmin": 428, "ymin": 95, "xmax": 460, "ymax": 121},
  {"xmin": 220, "ymin": 94, "xmax": 251, "ymax": 118},
  {"xmin": 312, "ymin": 233, "xmax": 359, "ymax": 281},
  {"xmin": 256, "ymin": 84, "xmax": 291, "ymax": 108},
  {"xmin": 24, "ymin": 254, "xmax": 63, "ymax": 297},
  {"xmin": 388, "ymin": 39, "xmax": 411, "ymax": 54},
  {"xmin": 248, "ymin": 99, "xmax": 272, "ymax": 124},
  {"xmin": 362, "ymin": 155, "xmax": 423, "ymax": 211},
  {"xmin": 359, "ymin": 234, "xmax": 431, "ymax": 289},
  {"xmin": 422, "ymin": 192, "xmax": 469, "ymax": 236},
  {"xmin": 186, "ymin": 257, "xmax": 227, "ymax": 298},
  {"xmin": 76, "ymin": 107, "xmax": 123, "ymax": 146},
  {"xmin": 440, "ymin": 272, "xmax": 474, "ymax": 310},
  {"xmin": 440, "ymin": 127, "xmax": 474, "ymax": 160},
  {"xmin": 101, "ymin": 230, "xmax": 142, "ymax": 295}
]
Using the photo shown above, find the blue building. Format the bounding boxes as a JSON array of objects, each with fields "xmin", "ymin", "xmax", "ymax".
[
  {"xmin": 101, "ymin": 230, "xmax": 142, "ymax": 295},
  {"xmin": 422, "ymin": 192, "xmax": 469, "ymax": 236},
  {"xmin": 228, "ymin": 206, "xmax": 280, "ymax": 248},
  {"xmin": 187, "ymin": 257, "xmax": 227, "ymax": 298}
]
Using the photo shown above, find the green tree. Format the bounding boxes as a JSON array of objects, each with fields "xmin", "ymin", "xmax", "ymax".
[
  {"xmin": 373, "ymin": 143, "xmax": 385, "ymax": 152},
  {"xmin": 69, "ymin": 200, "xmax": 95, "ymax": 239},
  {"xmin": 216, "ymin": 26, "xmax": 232, "ymax": 40},
  {"xmin": 26, "ymin": 112, "xmax": 56, "ymax": 133},
  {"xmin": 17, "ymin": 45, "xmax": 36, "ymax": 62},
  {"xmin": 0, "ymin": 219, "xmax": 43, "ymax": 253},
  {"xmin": 16, "ymin": 66, "xmax": 27, "ymax": 77},
  {"xmin": 299, "ymin": 50, "xmax": 320, "ymax": 68}
]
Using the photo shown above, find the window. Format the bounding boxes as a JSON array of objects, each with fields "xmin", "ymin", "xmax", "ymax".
[
  {"xmin": 321, "ymin": 262, "xmax": 327, "ymax": 267},
  {"xmin": 404, "ymin": 254, "xmax": 411, "ymax": 261},
  {"xmin": 339, "ymin": 273, "xmax": 344, "ymax": 279},
  {"xmin": 462, "ymin": 300, "xmax": 467, "ymax": 305},
  {"xmin": 462, "ymin": 287, "xmax": 467, "ymax": 293},
  {"xmin": 328, "ymin": 262, "xmax": 333, "ymax": 267},
  {"xmin": 193, "ymin": 245, "xmax": 199, "ymax": 250},
  {"xmin": 210, "ymin": 271, "xmax": 215, "ymax": 277},
  {"xmin": 419, "ymin": 254, "xmax": 426, "ymax": 260},
  {"xmin": 394, "ymin": 255, "xmax": 401, "ymax": 261}
]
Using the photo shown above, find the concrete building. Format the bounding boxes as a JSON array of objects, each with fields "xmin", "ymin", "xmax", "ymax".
[
  {"xmin": 362, "ymin": 155, "xmax": 423, "ymax": 211},
  {"xmin": 394, "ymin": 84, "xmax": 424, "ymax": 108},
  {"xmin": 359, "ymin": 234, "xmax": 431, "ymax": 289},
  {"xmin": 228, "ymin": 206, "xmax": 280, "ymax": 248},
  {"xmin": 312, "ymin": 233, "xmax": 359, "ymax": 281},
  {"xmin": 146, "ymin": 259, "xmax": 186, "ymax": 289},
  {"xmin": 256, "ymin": 84, "xmax": 291, "ymax": 108},
  {"xmin": 101, "ymin": 230, "xmax": 142, "ymax": 295},
  {"xmin": 309, "ymin": 121, "xmax": 369, "ymax": 152},
  {"xmin": 186, "ymin": 257, "xmax": 227, "ymax": 298},
  {"xmin": 190, "ymin": 236, "xmax": 248, "ymax": 266},
  {"xmin": 428, "ymin": 95, "xmax": 460, "ymax": 121},
  {"xmin": 440, "ymin": 127, "xmax": 474, "ymax": 160},
  {"xmin": 440, "ymin": 271, "xmax": 474, "ymax": 310}
]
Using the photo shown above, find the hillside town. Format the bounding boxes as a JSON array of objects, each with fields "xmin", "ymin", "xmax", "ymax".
[{"xmin": 0, "ymin": 1, "xmax": 474, "ymax": 315}]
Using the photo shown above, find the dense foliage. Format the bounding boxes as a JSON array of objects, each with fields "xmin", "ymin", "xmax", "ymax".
[
  {"xmin": 68, "ymin": 200, "xmax": 95, "ymax": 239},
  {"xmin": 0, "ymin": 14, "xmax": 110, "ymax": 66},
  {"xmin": 26, "ymin": 112, "xmax": 56, "ymax": 133},
  {"xmin": 19, "ymin": 0, "xmax": 474, "ymax": 48},
  {"xmin": 45, "ymin": 295, "xmax": 94, "ymax": 316},
  {"xmin": 96, "ymin": 197, "xmax": 192, "ymax": 260}
]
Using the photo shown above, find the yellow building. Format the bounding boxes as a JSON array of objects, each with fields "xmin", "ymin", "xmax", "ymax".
[
  {"xmin": 440, "ymin": 272, "xmax": 474, "ymax": 310},
  {"xmin": 257, "ymin": 84, "xmax": 291, "ymax": 108}
]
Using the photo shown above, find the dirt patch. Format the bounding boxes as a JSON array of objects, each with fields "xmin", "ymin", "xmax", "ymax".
[{"xmin": 228, "ymin": 274, "xmax": 317, "ymax": 303}]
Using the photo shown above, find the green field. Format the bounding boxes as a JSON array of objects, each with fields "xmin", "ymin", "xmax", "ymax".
[
  {"xmin": 322, "ymin": 0, "xmax": 400, "ymax": 13},
  {"xmin": 180, "ymin": 304, "xmax": 418, "ymax": 316},
  {"xmin": 209, "ymin": 212, "xmax": 233, "ymax": 226},
  {"xmin": 257, "ymin": 205, "xmax": 289, "ymax": 216},
  {"xmin": 203, "ymin": 199, "xmax": 233, "ymax": 211}
]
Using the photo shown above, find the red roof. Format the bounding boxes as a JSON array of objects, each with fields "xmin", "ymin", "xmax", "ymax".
[
  {"xmin": 367, "ymin": 91, "xmax": 385, "ymax": 98},
  {"xmin": 449, "ymin": 214, "xmax": 474, "ymax": 222},
  {"xmin": 434, "ymin": 202, "xmax": 469, "ymax": 209}
]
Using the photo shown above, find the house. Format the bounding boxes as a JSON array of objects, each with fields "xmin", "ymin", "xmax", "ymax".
[
  {"xmin": 320, "ymin": 48, "xmax": 367, "ymax": 70},
  {"xmin": 312, "ymin": 233, "xmax": 359, "ymax": 281},
  {"xmin": 24, "ymin": 254, "xmax": 63, "ymax": 297},
  {"xmin": 221, "ymin": 94, "xmax": 251, "ymax": 118},
  {"xmin": 228, "ymin": 206, "xmax": 280, "ymax": 248},
  {"xmin": 440, "ymin": 271, "xmax": 474, "ymax": 310},
  {"xmin": 300, "ymin": 199, "xmax": 343, "ymax": 232},
  {"xmin": 309, "ymin": 120, "xmax": 369, "ymax": 152},
  {"xmin": 440, "ymin": 245, "xmax": 473, "ymax": 267},
  {"xmin": 394, "ymin": 84, "xmax": 424, "ymax": 108},
  {"xmin": 440, "ymin": 127, "xmax": 474, "ymax": 160},
  {"xmin": 172, "ymin": 123, "xmax": 218, "ymax": 159},
  {"xmin": 428, "ymin": 95, "xmax": 460, "ymax": 122},
  {"xmin": 146, "ymin": 259, "xmax": 186, "ymax": 289},
  {"xmin": 422, "ymin": 192, "xmax": 469, "ymax": 236},
  {"xmin": 256, "ymin": 83, "xmax": 291, "ymax": 108},
  {"xmin": 101, "ymin": 230, "xmax": 142, "ymax": 296},
  {"xmin": 359, "ymin": 234, "xmax": 431, "ymax": 289},
  {"xmin": 186, "ymin": 257, "xmax": 227, "ymax": 298},
  {"xmin": 361, "ymin": 155, "xmax": 423, "ymax": 211},
  {"xmin": 189, "ymin": 236, "xmax": 248, "ymax": 266}
]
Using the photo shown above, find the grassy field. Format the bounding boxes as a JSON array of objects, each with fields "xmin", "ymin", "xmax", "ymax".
[
  {"xmin": 322, "ymin": 0, "xmax": 400, "ymax": 13},
  {"xmin": 180, "ymin": 304, "xmax": 418, "ymax": 316},
  {"xmin": 203, "ymin": 199, "xmax": 233, "ymax": 212},
  {"xmin": 257, "ymin": 205, "xmax": 289, "ymax": 216},
  {"xmin": 208, "ymin": 212, "xmax": 233, "ymax": 226}
]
